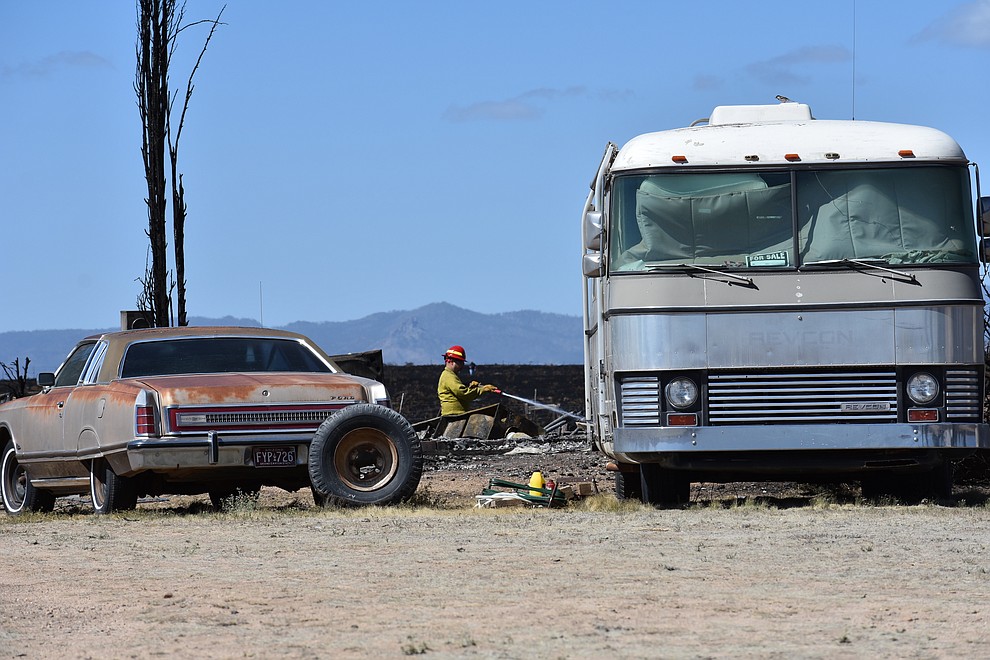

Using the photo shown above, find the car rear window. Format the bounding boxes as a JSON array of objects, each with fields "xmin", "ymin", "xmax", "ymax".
[{"xmin": 120, "ymin": 337, "xmax": 333, "ymax": 377}]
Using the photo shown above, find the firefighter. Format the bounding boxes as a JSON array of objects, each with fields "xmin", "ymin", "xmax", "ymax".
[{"xmin": 437, "ymin": 345, "xmax": 497, "ymax": 416}]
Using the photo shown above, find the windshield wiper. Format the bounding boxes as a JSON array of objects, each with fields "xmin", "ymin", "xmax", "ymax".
[
  {"xmin": 801, "ymin": 258, "xmax": 917, "ymax": 283},
  {"xmin": 645, "ymin": 263, "xmax": 754, "ymax": 286}
]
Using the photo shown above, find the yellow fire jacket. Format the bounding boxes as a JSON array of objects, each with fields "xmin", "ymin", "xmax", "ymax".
[{"xmin": 437, "ymin": 368, "xmax": 483, "ymax": 416}]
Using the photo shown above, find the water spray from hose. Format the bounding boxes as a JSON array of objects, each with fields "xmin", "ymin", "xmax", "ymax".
[{"xmin": 495, "ymin": 389, "xmax": 582, "ymax": 420}]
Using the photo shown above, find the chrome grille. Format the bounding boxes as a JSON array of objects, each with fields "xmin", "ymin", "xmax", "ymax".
[
  {"xmin": 620, "ymin": 376, "xmax": 661, "ymax": 427},
  {"xmin": 945, "ymin": 369, "xmax": 981, "ymax": 420},
  {"xmin": 169, "ymin": 403, "xmax": 353, "ymax": 434},
  {"xmin": 620, "ymin": 367, "xmax": 985, "ymax": 428},
  {"xmin": 201, "ymin": 410, "xmax": 332, "ymax": 425},
  {"xmin": 708, "ymin": 371, "xmax": 898, "ymax": 424}
]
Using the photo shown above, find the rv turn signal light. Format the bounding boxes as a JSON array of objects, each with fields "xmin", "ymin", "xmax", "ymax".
[
  {"xmin": 907, "ymin": 409, "xmax": 939, "ymax": 423},
  {"xmin": 666, "ymin": 413, "xmax": 698, "ymax": 426}
]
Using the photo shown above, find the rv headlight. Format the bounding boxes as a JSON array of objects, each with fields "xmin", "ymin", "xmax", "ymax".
[
  {"xmin": 907, "ymin": 373, "xmax": 939, "ymax": 404},
  {"xmin": 665, "ymin": 378, "xmax": 698, "ymax": 409}
]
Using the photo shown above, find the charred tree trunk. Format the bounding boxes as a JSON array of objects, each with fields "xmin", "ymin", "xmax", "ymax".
[
  {"xmin": 173, "ymin": 173, "xmax": 187, "ymax": 326},
  {"xmin": 135, "ymin": 1, "xmax": 223, "ymax": 328},
  {"xmin": 136, "ymin": 0, "xmax": 173, "ymax": 327}
]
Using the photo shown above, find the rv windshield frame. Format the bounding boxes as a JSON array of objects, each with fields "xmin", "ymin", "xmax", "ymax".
[{"xmin": 607, "ymin": 164, "xmax": 977, "ymax": 273}]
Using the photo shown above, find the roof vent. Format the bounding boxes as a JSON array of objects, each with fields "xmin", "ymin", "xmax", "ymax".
[{"xmin": 709, "ymin": 103, "xmax": 814, "ymax": 126}]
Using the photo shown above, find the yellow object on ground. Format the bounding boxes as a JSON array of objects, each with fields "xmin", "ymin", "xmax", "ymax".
[{"xmin": 529, "ymin": 471, "xmax": 545, "ymax": 496}]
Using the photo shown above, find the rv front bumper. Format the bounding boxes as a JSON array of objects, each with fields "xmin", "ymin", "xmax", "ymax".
[
  {"xmin": 610, "ymin": 423, "xmax": 989, "ymax": 476},
  {"xmin": 614, "ymin": 423, "xmax": 989, "ymax": 454}
]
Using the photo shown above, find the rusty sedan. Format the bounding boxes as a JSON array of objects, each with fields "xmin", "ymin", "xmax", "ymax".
[{"xmin": 0, "ymin": 327, "xmax": 422, "ymax": 515}]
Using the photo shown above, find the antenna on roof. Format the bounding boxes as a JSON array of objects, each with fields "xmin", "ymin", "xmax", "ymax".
[{"xmin": 851, "ymin": 0, "xmax": 857, "ymax": 120}]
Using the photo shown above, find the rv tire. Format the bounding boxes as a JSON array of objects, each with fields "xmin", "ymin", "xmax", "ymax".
[{"xmin": 640, "ymin": 463, "xmax": 690, "ymax": 508}]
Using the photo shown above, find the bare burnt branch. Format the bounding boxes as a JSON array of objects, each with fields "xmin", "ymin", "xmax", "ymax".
[
  {"xmin": 1, "ymin": 357, "xmax": 32, "ymax": 399},
  {"xmin": 169, "ymin": 6, "xmax": 223, "ymax": 328}
]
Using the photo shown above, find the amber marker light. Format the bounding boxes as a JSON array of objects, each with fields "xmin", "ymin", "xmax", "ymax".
[
  {"xmin": 671, "ymin": 155, "xmax": 688, "ymax": 163},
  {"xmin": 784, "ymin": 153, "xmax": 801, "ymax": 161},
  {"xmin": 907, "ymin": 409, "xmax": 939, "ymax": 422},
  {"xmin": 667, "ymin": 413, "xmax": 698, "ymax": 426},
  {"xmin": 898, "ymin": 149, "xmax": 916, "ymax": 158}
]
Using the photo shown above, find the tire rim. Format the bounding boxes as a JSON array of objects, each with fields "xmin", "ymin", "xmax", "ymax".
[
  {"xmin": 2, "ymin": 446, "xmax": 26, "ymax": 512},
  {"xmin": 333, "ymin": 428, "xmax": 398, "ymax": 492}
]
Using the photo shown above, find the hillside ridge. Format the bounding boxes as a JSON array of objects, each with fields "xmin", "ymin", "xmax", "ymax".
[{"xmin": 0, "ymin": 304, "xmax": 582, "ymax": 374}]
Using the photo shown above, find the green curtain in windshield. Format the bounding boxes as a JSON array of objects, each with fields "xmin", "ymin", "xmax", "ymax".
[
  {"xmin": 608, "ymin": 167, "xmax": 975, "ymax": 272},
  {"xmin": 797, "ymin": 168, "xmax": 975, "ymax": 264}
]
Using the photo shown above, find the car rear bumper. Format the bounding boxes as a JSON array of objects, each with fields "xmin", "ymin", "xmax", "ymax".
[{"xmin": 125, "ymin": 433, "xmax": 312, "ymax": 470}]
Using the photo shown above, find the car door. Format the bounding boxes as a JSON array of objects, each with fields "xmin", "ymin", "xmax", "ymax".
[
  {"xmin": 19, "ymin": 341, "xmax": 97, "ymax": 478},
  {"xmin": 61, "ymin": 341, "xmax": 110, "ymax": 461}
]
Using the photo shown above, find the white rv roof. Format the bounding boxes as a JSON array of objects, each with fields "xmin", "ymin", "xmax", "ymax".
[{"xmin": 611, "ymin": 105, "xmax": 967, "ymax": 170}]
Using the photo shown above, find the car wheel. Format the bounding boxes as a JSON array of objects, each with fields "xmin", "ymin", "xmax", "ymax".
[
  {"xmin": 1, "ymin": 439, "xmax": 55, "ymax": 515},
  {"xmin": 640, "ymin": 463, "xmax": 690, "ymax": 508},
  {"xmin": 90, "ymin": 458, "xmax": 138, "ymax": 514},
  {"xmin": 308, "ymin": 404, "xmax": 423, "ymax": 507}
]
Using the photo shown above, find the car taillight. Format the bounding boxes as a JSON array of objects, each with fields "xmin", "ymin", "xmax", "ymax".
[{"xmin": 135, "ymin": 405, "xmax": 157, "ymax": 436}]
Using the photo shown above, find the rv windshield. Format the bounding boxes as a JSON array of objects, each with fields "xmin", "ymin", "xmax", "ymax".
[{"xmin": 609, "ymin": 166, "xmax": 976, "ymax": 272}]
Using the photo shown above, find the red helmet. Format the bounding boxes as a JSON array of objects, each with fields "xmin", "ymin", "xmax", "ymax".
[{"xmin": 443, "ymin": 345, "xmax": 467, "ymax": 362}]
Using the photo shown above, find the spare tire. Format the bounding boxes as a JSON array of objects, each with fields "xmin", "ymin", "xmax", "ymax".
[{"xmin": 308, "ymin": 404, "xmax": 423, "ymax": 507}]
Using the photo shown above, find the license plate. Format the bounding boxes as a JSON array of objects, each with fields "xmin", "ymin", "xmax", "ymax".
[{"xmin": 253, "ymin": 447, "xmax": 297, "ymax": 467}]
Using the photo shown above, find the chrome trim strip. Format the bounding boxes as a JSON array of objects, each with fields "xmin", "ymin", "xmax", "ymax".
[
  {"xmin": 28, "ymin": 476, "xmax": 89, "ymax": 489},
  {"xmin": 128, "ymin": 434, "xmax": 315, "ymax": 450},
  {"xmin": 606, "ymin": 298, "xmax": 982, "ymax": 316}
]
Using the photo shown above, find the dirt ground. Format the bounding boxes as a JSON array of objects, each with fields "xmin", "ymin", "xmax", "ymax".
[{"xmin": 3, "ymin": 442, "xmax": 990, "ymax": 659}]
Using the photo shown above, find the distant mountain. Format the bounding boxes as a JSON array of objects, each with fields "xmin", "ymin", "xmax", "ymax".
[{"xmin": 0, "ymin": 304, "xmax": 582, "ymax": 374}]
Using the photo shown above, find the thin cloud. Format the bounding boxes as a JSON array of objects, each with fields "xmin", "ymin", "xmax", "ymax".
[
  {"xmin": 692, "ymin": 74, "xmax": 723, "ymax": 91},
  {"xmin": 444, "ymin": 99, "xmax": 544, "ymax": 122},
  {"xmin": 745, "ymin": 45, "xmax": 851, "ymax": 85},
  {"xmin": 913, "ymin": 0, "xmax": 990, "ymax": 48},
  {"xmin": 1, "ymin": 51, "xmax": 113, "ymax": 79},
  {"xmin": 517, "ymin": 86, "xmax": 587, "ymax": 101},
  {"xmin": 444, "ymin": 85, "xmax": 630, "ymax": 122}
]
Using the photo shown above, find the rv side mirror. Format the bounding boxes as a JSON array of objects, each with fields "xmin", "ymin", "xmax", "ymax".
[
  {"xmin": 37, "ymin": 372, "xmax": 55, "ymax": 388},
  {"xmin": 583, "ymin": 211, "xmax": 603, "ymax": 251},
  {"xmin": 583, "ymin": 253, "xmax": 604, "ymax": 278},
  {"xmin": 980, "ymin": 197, "xmax": 990, "ymax": 237}
]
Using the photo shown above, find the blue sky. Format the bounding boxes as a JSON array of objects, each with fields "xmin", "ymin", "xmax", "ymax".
[{"xmin": 1, "ymin": 1, "xmax": 988, "ymax": 332}]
